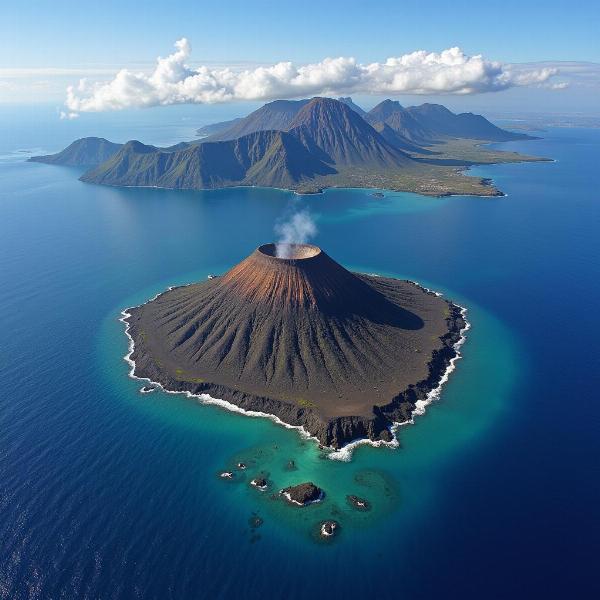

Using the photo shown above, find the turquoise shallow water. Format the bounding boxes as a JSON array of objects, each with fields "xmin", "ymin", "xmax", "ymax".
[{"xmin": 1, "ymin": 107, "xmax": 599, "ymax": 598}]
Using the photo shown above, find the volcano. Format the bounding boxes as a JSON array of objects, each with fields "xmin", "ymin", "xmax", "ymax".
[{"xmin": 125, "ymin": 244, "xmax": 466, "ymax": 449}]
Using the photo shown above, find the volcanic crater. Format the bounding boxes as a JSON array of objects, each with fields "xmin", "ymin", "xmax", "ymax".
[{"xmin": 125, "ymin": 243, "xmax": 466, "ymax": 449}]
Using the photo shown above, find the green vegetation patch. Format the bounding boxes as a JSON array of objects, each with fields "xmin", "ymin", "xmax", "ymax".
[{"xmin": 296, "ymin": 397, "xmax": 317, "ymax": 408}]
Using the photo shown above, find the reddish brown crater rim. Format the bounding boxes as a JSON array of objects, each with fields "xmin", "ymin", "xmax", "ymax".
[{"xmin": 258, "ymin": 243, "xmax": 322, "ymax": 261}]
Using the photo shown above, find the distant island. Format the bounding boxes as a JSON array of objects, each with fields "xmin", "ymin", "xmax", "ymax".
[
  {"xmin": 123, "ymin": 243, "xmax": 467, "ymax": 449},
  {"xmin": 30, "ymin": 97, "xmax": 549, "ymax": 197}
]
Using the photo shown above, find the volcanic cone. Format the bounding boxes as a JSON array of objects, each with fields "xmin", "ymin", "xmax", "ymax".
[{"xmin": 125, "ymin": 243, "xmax": 465, "ymax": 448}]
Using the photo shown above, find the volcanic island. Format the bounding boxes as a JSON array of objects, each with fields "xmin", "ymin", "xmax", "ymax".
[{"xmin": 124, "ymin": 243, "xmax": 466, "ymax": 449}]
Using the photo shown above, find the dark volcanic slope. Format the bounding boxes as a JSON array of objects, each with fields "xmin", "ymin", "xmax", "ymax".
[
  {"xmin": 368, "ymin": 100, "xmax": 533, "ymax": 143},
  {"xmin": 368, "ymin": 100, "xmax": 434, "ymax": 145},
  {"xmin": 336, "ymin": 97, "xmax": 367, "ymax": 116},
  {"xmin": 202, "ymin": 99, "xmax": 310, "ymax": 142},
  {"xmin": 81, "ymin": 132, "xmax": 334, "ymax": 189},
  {"xmin": 370, "ymin": 121, "xmax": 430, "ymax": 154},
  {"xmin": 126, "ymin": 244, "xmax": 465, "ymax": 448},
  {"xmin": 29, "ymin": 137, "xmax": 123, "ymax": 167},
  {"xmin": 29, "ymin": 138, "xmax": 194, "ymax": 168},
  {"xmin": 406, "ymin": 103, "xmax": 532, "ymax": 141},
  {"xmin": 288, "ymin": 97, "xmax": 411, "ymax": 167},
  {"xmin": 196, "ymin": 117, "xmax": 244, "ymax": 138}
]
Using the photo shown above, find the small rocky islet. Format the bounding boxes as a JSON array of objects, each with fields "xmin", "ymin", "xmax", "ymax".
[
  {"xmin": 319, "ymin": 520, "xmax": 340, "ymax": 538},
  {"xmin": 280, "ymin": 482, "xmax": 324, "ymax": 506},
  {"xmin": 139, "ymin": 385, "xmax": 156, "ymax": 394},
  {"xmin": 250, "ymin": 477, "xmax": 269, "ymax": 491},
  {"xmin": 346, "ymin": 495, "xmax": 372, "ymax": 511}
]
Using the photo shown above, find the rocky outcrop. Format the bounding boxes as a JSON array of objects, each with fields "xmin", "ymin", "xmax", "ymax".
[
  {"xmin": 250, "ymin": 477, "xmax": 268, "ymax": 490},
  {"xmin": 319, "ymin": 520, "xmax": 339, "ymax": 537},
  {"xmin": 280, "ymin": 482, "xmax": 323, "ymax": 506},
  {"xmin": 347, "ymin": 495, "xmax": 371, "ymax": 511}
]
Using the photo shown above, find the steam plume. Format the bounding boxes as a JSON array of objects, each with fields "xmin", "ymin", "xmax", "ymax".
[{"xmin": 275, "ymin": 210, "xmax": 317, "ymax": 258}]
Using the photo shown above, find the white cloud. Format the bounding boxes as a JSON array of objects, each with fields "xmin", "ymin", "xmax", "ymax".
[
  {"xmin": 63, "ymin": 39, "xmax": 563, "ymax": 114},
  {"xmin": 59, "ymin": 110, "xmax": 79, "ymax": 120}
]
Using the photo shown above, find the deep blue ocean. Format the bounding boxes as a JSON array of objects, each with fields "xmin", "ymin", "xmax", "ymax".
[{"xmin": 0, "ymin": 105, "xmax": 599, "ymax": 599}]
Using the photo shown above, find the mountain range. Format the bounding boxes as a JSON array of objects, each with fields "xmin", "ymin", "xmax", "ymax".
[
  {"xmin": 197, "ymin": 96, "xmax": 530, "ymax": 145},
  {"xmin": 30, "ymin": 96, "xmax": 534, "ymax": 194}
]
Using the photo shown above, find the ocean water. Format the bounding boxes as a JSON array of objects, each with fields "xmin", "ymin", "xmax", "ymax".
[{"xmin": 1, "ymin": 105, "xmax": 599, "ymax": 599}]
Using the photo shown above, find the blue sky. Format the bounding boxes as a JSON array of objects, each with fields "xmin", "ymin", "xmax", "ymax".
[
  {"xmin": 4, "ymin": 0, "xmax": 599, "ymax": 65},
  {"xmin": 1, "ymin": 0, "xmax": 598, "ymax": 113}
]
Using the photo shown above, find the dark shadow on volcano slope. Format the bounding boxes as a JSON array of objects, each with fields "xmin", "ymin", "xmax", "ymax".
[{"xmin": 321, "ymin": 278, "xmax": 425, "ymax": 330}]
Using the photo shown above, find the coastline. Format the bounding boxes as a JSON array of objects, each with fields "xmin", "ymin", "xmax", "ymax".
[
  {"xmin": 328, "ymin": 296, "xmax": 470, "ymax": 461},
  {"xmin": 120, "ymin": 277, "xmax": 470, "ymax": 461},
  {"xmin": 75, "ymin": 139, "xmax": 550, "ymax": 198},
  {"xmin": 82, "ymin": 176, "xmax": 506, "ymax": 199}
]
